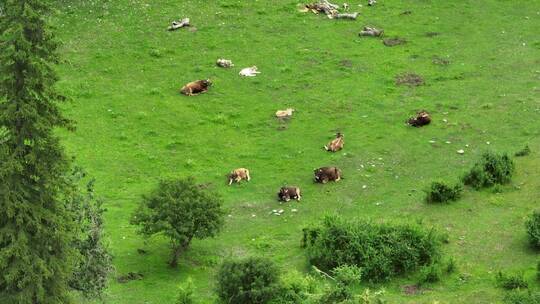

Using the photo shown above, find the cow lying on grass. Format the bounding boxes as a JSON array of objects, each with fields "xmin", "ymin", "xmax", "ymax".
[
  {"xmin": 359, "ymin": 26, "xmax": 384, "ymax": 37},
  {"xmin": 276, "ymin": 108, "xmax": 294, "ymax": 119},
  {"xmin": 407, "ymin": 111, "xmax": 431, "ymax": 127},
  {"xmin": 278, "ymin": 186, "xmax": 302, "ymax": 202},
  {"xmin": 324, "ymin": 132, "xmax": 344, "ymax": 152},
  {"xmin": 314, "ymin": 167, "xmax": 342, "ymax": 183},
  {"xmin": 228, "ymin": 168, "xmax": 251, "ymax": 185},
  {"xmin": 180, "ymin": 79, "xmax": 211, "ymax": 96}
]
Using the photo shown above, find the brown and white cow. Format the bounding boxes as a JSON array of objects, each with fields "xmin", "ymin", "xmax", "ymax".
[
  {"xmin": 180, "ymin": 79, "xmax": 212, "ymax": 96},
  {"xmin": 407, "ymin": 111, "xmax": 431, "ymax": 127},
  {"xmin": 314, "ymin": 167, "xmax": 342, "ymax": 183},
  {"xmin": 324, "ymin": 132, "xmax": 344, "ymax": 152},
  {"xmin": 228, "ymin": 168, "xmax": 251, "ymax": 185},
  {"xmin": 278, "ymin": 186, "xmax": 302, "ymax": 202}
]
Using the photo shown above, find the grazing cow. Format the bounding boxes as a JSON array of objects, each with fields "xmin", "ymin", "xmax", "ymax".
[
  {"xmin": 314, "ymin": 167, "xmax": 342, "ymax": 183},
  {"xmin": 407, "ymin": 111, "xmax": 431, "ymax": 127},
  {"xmin": 278, "ymin": 186, "xmax": 302, "ymax": 202},
  {"xmin": 180, "ymin": 79, "xmax": 211, "ymax": 96},
  {"xmin": 324, "ymin": 132, "xmax": 344, "ymax": 152},
  {"xmin": 276, "ymin": 108, "xmax": 295, "ymax": 119},
  {"xmin": 228, "ymin": 168, "xmax": 251, "ymax": 185}
]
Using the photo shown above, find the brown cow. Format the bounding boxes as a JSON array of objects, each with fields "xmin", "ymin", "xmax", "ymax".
[
  {"xmin": 180, "ymin": 79, "xmax": 212, "ymax": 96},
  {"xmin": 324, "ymin": 132, "xmax": 344, "ymax": 152},
  {"xmin": 228, "ymin": 168, "xmax": 251, "ymax": 185},
  {"xmin": 407, "ymin": 111, "xmax": 431, "ymax": 127},
  {"xmin": 314, "ymin": 167, "xmax": 342, "ymax": 183},
  {"xmin": 278, "ymin": 186, "xmax": 302, "ymax": 202}
]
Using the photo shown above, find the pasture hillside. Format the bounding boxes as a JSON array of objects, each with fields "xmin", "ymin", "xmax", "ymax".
[{"xmin": 52, "ymin": 0, "xmax": 539, "ymax": 303}]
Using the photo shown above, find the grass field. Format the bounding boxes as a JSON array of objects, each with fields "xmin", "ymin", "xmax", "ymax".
[{"xmin": 51, "ymin": 0, "xmax": 539, "ymax": 303}]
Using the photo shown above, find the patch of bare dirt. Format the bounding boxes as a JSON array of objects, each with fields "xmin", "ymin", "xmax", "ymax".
[
  {"xmin": 383, "ymin": 37, "xmax": 407, "ymax": 46},
  {"xmin": 395, "ymin": 73, "xmax": 425, "ymax": 86},
  {"xmin": 432, "ymin": 56, "xmax": 450, "ymax": 65}
]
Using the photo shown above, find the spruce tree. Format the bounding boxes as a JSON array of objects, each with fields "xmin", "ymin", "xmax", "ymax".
[{"xmin": 0, "ymin": 1, "xmax": 77, "ymax": 303}]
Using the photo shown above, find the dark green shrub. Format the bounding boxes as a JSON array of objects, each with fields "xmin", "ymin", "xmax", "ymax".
[
  {"xmin": 504, "ymin": 291, "xmax": 540, "ymax": 304},
  {"xmin": 515, "ymin": 145, "xmax": 531, "ymax": 157},
  {"xmin": 445, "ymin": 258, "xmax": 457, "ymax": 274},
  {"xmin": 418, "ymin": 263, "xmax": 442, "ymax": 284},
  {"xmin": 216, "ymin": 257, "xmax": 281, "ymax": 304},
  {"xmin": 496, "ymin": 271, "xmax": 528, "ymax": 290},
  {"xmin": 425, "ymin": 182, "xmax": 463, "ymax": 203},
  {"xmin": 526, "ymin": 211, "xmax": 540, "ymax": 249},
  {"xmin": 303, "ymin": 215, "xmax": 442, "ymax": 282},
  {"xmin": 462, "ymin": 152, "xmax": 515, "ymax": 189}
]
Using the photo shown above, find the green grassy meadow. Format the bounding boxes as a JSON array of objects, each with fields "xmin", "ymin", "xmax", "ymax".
[{"xmin": 51, "ymin": 0, "xmax": 539, "ymax": 303}]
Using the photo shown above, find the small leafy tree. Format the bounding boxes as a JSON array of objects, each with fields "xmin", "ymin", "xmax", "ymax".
[
  {"xmin": 131, "ymin": 178, "xmax": 225, "ymax": 267},
  {"xmin": 525, "ymin": 211, "xmax": 540, "ymax": 249},
  {"xmin": 216, "ymin": 257, "xmax": 281, "ymax": 304}
]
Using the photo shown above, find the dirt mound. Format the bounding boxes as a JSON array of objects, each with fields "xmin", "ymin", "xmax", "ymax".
[
  {"xmin": 383, "ymin": 37, "xmax": 407, "ymax": 46},
  {"xmin": 395, "ymin": 73, "xmax": 425, "ymax": 86}
]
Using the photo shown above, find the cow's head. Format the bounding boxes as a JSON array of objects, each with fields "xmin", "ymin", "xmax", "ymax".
[{"xmin": 203, "ymin": 79, "xmax": 212, "ymax": 87}]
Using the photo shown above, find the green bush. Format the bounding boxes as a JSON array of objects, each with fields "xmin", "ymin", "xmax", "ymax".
[
  {"xmin": 496, "ymin": 271, "xmax": 528, "ymax": 290},
  {"xmin": 425, "ymin": 182, "xmax": 463, "ymax": 203},
  {"xmin": 515, "ymin": 145, "xmax": 531, "ymax": 157},
  {"xmin": 462, "ymin": 152, "xmax": 515, "ymax": 189},
  {"xmin": 302, "ymin": 215, "xmax": 442, "ymax": 282},
  {"xmin": 504, "ymin": 291, "xmax": 540, "ymax": 304},
  {"xmin": 332, "ymin": 265, "xmax": 362, "ymax": 286},
  {"xmin": 276, "ymin": 271, "xmax": 318, "ymax": 304},
  {"xmin": 526, "ymin": 211, "xmax": 540, "ymax": 249},
  {"xmin": 216, "ymin": 257, "xmax": 281, "ymax": 304},
  {"xmin": 175, "ymin": 278, "xmax": 195, "ymax": 304},
  {"xmin": 418, "ymin": 263, "xmax": 442, "ymax": 284}
]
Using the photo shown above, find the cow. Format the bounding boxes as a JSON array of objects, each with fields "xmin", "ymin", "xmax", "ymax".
[
  {"xmin": 228, "ymin": 168, "xmax": 251, "ymax": 185},
  {"xmin": 278, "ymin": 186, "xmax": 302, "ymax": 202},
  {"xmin": 407, "ymin": 111, "xmax": 431, "ymax": 127},
  {"xmin": 324, "ymin": 132, "xmax": 344, "ymax": 152},
  {"xmin": 180, "ymin": 79, "xmax": 211, "ymax": 96},
  {"xmin": 359, "ymin": 26, "xmax": 384, "ymax": 37},
  {"xmin": 216, "ymin": 58, "xmax": 234, "ymax": 68},
  {"xmin": 276, "ymin": 108, "xmax": 295, "ymax": 119},
  {"xmin": 314, "ymin": 167, "xmax": 342, "ymax": 183}
]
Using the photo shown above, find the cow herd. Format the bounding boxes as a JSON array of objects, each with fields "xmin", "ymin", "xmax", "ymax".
[
  {"xmin": 178, "ymin": 1, "xmax": 434, "ymax": 203},
  {"xmin": 180, "ymin": 76, "xmax": 432, "ymax": 203}
]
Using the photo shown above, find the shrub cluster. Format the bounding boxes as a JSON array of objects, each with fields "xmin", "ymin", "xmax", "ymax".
[
  {"xmin": 216, "ymin": 257, "xmax": 281, "ymax": 304},
  {"xmin": 504, "ymin": 291, "xmax": 540, "ymax": 304},
  {"xmin": 515, "ymin": 145, "xmax": 531, "ymax": 157},
  {"xmin": 462, "ymin": 152, "xmax": 515, "ymax": 189},
  {"xmin": 425, "ymin": 181, "xmax": 463, "ymax": 203},
  {"xmin": 495, "ymin": 271, "xmax": 528, "ymax": 290},
  {"xmin": 526, "ymin": 211, "xmax": 540, "ymax": 249},
  {"xmin": 215, "ymin": 257, "xmax": 386, "ymax": 304},
  {"xmin": 302, "ymin": 215, "xmax": 442, "ymax": 282}
]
